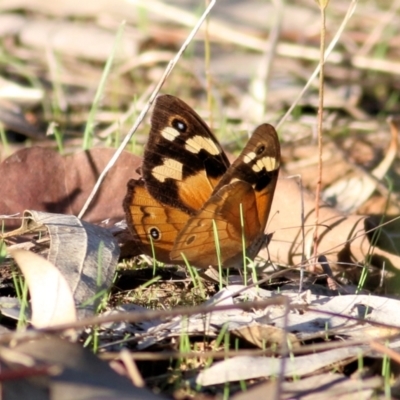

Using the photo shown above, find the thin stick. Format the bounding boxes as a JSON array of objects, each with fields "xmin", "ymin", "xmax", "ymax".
[
  {"xmin": 99, "ymin": 332, "xmax": 400, "ymax": 361},
  {"xmin": 78, "ymin": 0, "xmax": 216, "ymax": 219},
  {"xmin": 311, "ymin": 1, "xmax": 329, "ymax": 271},
  {"xmin": 370, "ymin": 340, "xmax": 400, "ymax": 365},
  {"xmin": 42, "ymin": 297, "xmax": 287, "ymax": 333},
  {"xmin": 119, "ymin": 348, "xmax": 145, "ymax": 387}
]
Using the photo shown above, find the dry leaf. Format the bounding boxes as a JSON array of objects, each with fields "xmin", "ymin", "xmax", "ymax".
[
  {"xmin": 264, "ymin": 177, "xmax": 400, "ymax": 274},
  {"xmin": 196, "ymin": 348, "xmax": 361, "ymax": 386},
  {"xmin": 6, "ymin": 211, "xmax": 120, "ymax": 319},
  {"xmin": 0, "ymin": 147, "xmax": 142, "ymax": 229},
  {"xmin": 10, "ymin": 249, "xmax": 77, "ymax": 328}
]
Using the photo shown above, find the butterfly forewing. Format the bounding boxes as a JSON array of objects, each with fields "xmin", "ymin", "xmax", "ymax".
[
  {"xmin": 170, "ymin": 123, "xmax": 280, "ymax": 268},
  {"xmin": 142, "ymin": 95, "xmax": 230, "ymax": 214}
]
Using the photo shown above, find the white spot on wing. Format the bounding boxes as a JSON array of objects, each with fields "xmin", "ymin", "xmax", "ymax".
[
  {"xmin": 265, "ymin": 156, "xmax": 279, "ymax": 171},
  {"xmin": 252, "ymin": 156, "xmax": 279, "ymax": 172},
  {"xmin": 152, "ymin": 159, "xmax": 183, "ymax": 182},
  {"xmin": 161, "ymin": 127, "xmax": 180, "ymax": 141},
  {"xmin": 185, "ymin": 135, "xmax": 220, "ymax": 155},
  {"xmin": 243, "ymin": 151, "xmax": 256, "ymax": 163}
]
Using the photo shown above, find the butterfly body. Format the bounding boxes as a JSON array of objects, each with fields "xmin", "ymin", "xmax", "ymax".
[{"xmin": 123, "ymin": 95, "xmax": 280, "ymax": 269}]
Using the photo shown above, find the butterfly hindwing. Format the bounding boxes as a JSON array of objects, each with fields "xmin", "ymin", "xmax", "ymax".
[{"xmin": 123, "ymin": 179, "xmax": 188, "ymax": 264}]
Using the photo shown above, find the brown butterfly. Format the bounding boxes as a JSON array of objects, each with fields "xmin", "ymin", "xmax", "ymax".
[{"xmin": 123, "ymin": 95, "xmax": 280, "ymax": 269}]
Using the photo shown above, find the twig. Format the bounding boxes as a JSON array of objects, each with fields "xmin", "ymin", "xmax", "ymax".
[
  {"xmin": 370, "ymin": 340, "xmax": 400, "ymax": 365},
  {"xmin": 119, "ymin": 348, "xmax": 145, "ymax": 387},
  {"xmin": 311, "ymin": 0, "xmax": 329, "ymax": 271},
  {"xmin": 41, "ymin": 297, "xmax": 288, "ymax": 333}
]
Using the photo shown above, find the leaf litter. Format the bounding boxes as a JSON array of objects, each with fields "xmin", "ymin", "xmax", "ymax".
[
  {"xmin": 3, "ymin": 210, "xmax": 119, "ymax": 322},
  {"xmin": 1, "ymin": 0, "xmax": 400, "ymax": 399}
]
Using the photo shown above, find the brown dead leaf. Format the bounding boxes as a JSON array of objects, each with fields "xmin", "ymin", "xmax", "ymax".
[
  {"xmin": 0, "ymin": 147, "xmax": 65, "ymax": 225},
  {"xmin": 264, "ymin": 177, "xmax": 400, "ymax": 274},
  {"xmin": 0, "ymin": 147, "xmax": 141, "ymax": 229},
  {"xmin": 63, "ymin": 148, "xmax": 141, "ymax": 223}
]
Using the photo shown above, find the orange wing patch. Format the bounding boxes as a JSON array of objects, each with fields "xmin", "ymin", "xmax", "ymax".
[
  {"xmin": 124, "ymin": 180, "xmax": 189, "ymax": 264},
  {"xmin": 171, "ymin": 181, "xmax": 262, "ymax": 268},
  {"xmin": 176, "ymin": 170, "xmax": 215, "ymax": 211}
]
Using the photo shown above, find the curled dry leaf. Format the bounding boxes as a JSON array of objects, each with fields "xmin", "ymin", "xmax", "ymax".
[
  {"xmin": 6, "ymin": 211, "xmax": 120, "ymax": 320},
  {"xmin": 219, "ymin": 286, "xmax": 400, "ymax": 341},
  {"xmin": 264, "ymin": 177, "xmax": 400, "ymax": 274},
  {"xmin": 128, "ymin": 284, "xmax": 400, "ymax": 352},
  {"xmin": 9, "ymin": 248, "xmax": 77, "ymax": 329}
]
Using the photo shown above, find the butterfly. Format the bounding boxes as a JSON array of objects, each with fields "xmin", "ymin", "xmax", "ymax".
[{"xmin": 123, "ymin": 94, "xmax": 280, "ymax": 269}]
